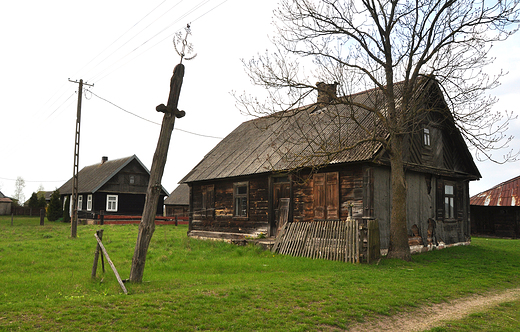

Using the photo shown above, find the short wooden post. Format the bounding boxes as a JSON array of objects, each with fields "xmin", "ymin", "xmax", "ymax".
[
  {"xmin": 100, "ymin": 210, "xmax": 104, "ymax": 225},
  {"xmin": 175, "ymin": 215, "xmax": 178, "ymax": 226},
  {"xmin": 40, "ymin": 209, "xmax": 45, "ymax": 226},
  {"xmin": 11, "ymin": 213, "xmax": 13, "ymax": 226},
  {"xmin": 94, "ymin": 232, "xmax": 128, "ymax": 294},
  {"xmin": 91, "ymin": 229, "xmax": 104, "ymax": 278}
]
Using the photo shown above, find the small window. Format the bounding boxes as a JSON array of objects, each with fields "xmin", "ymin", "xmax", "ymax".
[
  {"xmin": 444, "ymin": 184, "xmax": 455, "ymax": 219},
  {"xmin": 233, "ymin": 182, "xmax": 249, "ymax": 217},
  {"xmin": 78, "ymin": 195, "xmax": 83, "ymax": 210},
  {"xmin": 106, "ymin": 195, "xmax": 118, "ymax": 212},
  {"xmin": 423, "ymin": 128, "xmax": 431, "ymax": 146},
  {"xmin": 87, "ymin": 194, "xmax": 92, "ymax": 211},
  {"xmin": 129, "ymin": 175, "xmax": 135, "ymax": 184}
]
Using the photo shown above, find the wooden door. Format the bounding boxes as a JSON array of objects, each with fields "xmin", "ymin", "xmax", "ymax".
[{"xmin": 273, "ymin": 181, "xmax": 290, "ymax": 236}]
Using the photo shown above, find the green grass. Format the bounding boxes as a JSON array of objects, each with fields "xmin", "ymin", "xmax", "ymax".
[{"xmin": 1, "ymin": 216, "xmax": 520, "ymax": 331}]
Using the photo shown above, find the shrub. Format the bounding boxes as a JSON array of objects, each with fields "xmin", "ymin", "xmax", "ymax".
[{"xmin": 47, "ymin": 190, "xmax": 63, "ymax": 221}]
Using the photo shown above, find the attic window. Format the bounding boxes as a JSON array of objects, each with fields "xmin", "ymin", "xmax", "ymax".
[
  {"xmin": 129, "ymin": 175, "xmax": 135, "ymax": 184},
  {"xmin": 423, "ymin": 128, "xmax": 431, "ymax": 146}
]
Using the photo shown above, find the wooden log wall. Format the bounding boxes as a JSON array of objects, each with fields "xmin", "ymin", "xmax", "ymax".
[
  {"xmin": 191, "ymin": 176, "xmax": 269, "ymax": 235},
  {"xmin": 293, "ymin": 166, "xmax": 365, "ymax": 223}
]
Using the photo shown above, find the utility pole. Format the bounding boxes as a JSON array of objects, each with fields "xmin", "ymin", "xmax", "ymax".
[
  {"xmin": 129, "ymin": 25, "xmax": 196, "ymax": 283},
  {"xmin": 68, "ymin": 78, "xmax": 93, "ymax": 238}
]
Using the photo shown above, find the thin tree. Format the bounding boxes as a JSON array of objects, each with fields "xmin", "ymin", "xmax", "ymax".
[
  {"xmin": 237, "ymin": 0, "xmax": 519, "ymax": 261},
  {"xmin": 13, "ymin": 177, "xmax": 25, "ymax": 206}
]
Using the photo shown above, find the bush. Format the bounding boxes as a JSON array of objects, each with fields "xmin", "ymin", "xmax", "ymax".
[{"xmin": 47, "ymin": 190, "xmax": 63, "ymax": 221}]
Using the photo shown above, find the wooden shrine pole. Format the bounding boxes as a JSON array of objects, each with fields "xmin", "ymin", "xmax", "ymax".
[
  {"xmin": 129, "ymin": 25, "xmax": 195, "ymax": 283},
  {"xmin": 129, "ymin": 64, "xmax": 185, "ymax": 283}
]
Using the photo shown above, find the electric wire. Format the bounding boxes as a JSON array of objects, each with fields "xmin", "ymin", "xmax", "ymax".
[
  {"xmin": 86, "ymin": 89, "xmax": 223, "ymax": 139},
  {"xmin": 40, "ymin": 0, "xmax": 231, "ymax": 123},
  {"xmin": 87, "ymin": 0, "xmax": 213, "ymax": 83},
  {"xmin": 0, "ymin": 177, "xmax": 67, "ymax": 183}
]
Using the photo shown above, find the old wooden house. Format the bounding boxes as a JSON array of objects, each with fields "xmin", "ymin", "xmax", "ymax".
[
  {"xmin": 164, "ymin": 183, "xmax": 190, "ymax": 217},
  {"xmin": 470, "ymin": 175, "xmax": 520, "ymax": 238},
  {"xmin": 0, "ymin": 191, "xmax": 12, "ymax": 215},
  {"xmin": 181, "ymin": 78, "xmax": 481, "ymax": 252},
  {"xmin": 58, "ymin": 155, "xmax": 168, "ymax": 218}
]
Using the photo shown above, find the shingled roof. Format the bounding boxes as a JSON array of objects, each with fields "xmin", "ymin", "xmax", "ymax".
[
  {"xmin": 181, "ymin": 77, "xmax": 477, "ymax": 184},
  {"xmin": 164, "ymin": 183, "xmax": 189, "ymax": 206},
  {"xmin": 58, "ymin": 155, "xmax": 167, "ymax": 195},
  {"xmin": 470, "ymin": 175, "xmax": 520, "ymax": 207}
]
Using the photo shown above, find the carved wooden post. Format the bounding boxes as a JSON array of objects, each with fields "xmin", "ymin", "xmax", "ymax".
[
  {"xmin": 129, "ymin": 24, "xmax": 194, "ymax": 283},
  {"xmin": 129, "ymin": 64, "xmax": 186, "ymax": 283}
]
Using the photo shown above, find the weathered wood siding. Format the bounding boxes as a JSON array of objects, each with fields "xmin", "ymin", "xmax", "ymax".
[
  {"xmin": 373, "ymin": 167, "xmax": 470, "ymax": 250},
  {"xmin": 190, "ymin": 176, "xmax": 269, "ymax": 235},
  {"xmin": 293, "ymin": 166, "xmax": 365, "ymax": 223},
  {"xmin": 99, "ymin": 159, "xmax": 149, "ymax": 194}
]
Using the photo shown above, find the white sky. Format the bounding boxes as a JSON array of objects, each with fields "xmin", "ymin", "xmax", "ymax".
[{"xmin": 0, "ymin": 0, "xmax": 519, "ymax": 202}]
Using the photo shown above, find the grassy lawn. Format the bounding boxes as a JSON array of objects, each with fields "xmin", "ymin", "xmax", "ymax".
[{"xmin": 1, "ymin": 216, "xmax": 520, "ymax": 331}]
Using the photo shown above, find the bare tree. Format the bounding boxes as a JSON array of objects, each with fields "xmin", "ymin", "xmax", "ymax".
[
  {"xmin": 13, "ymin": 176, "xmax": 26, "ymax": 206},
  {"xmin": 237, "ymin": 0, "xmax": 519, "ymax": 260}
]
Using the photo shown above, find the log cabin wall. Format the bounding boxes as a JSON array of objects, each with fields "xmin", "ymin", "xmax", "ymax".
[
  {"xmin": 292, "ymin": 165, "xmax": 365, "ymax": 223},
  {"xmin": 190, "ymin": 175, "xmax": 269, "ymax": 236}
]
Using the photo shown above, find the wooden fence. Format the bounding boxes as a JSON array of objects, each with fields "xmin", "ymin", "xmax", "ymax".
[
  {"xmin": 94, "ymin": 214, "xmax": 189, "ymax": 225},
  {"xmin": 271, "ymin": 218, "xmax": 380, "ymax": 263}
]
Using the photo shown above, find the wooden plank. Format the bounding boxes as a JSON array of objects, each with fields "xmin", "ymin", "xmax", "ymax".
[{"xmin": 94, "ymin": 233, "xmax": 128, "ymax": 294}]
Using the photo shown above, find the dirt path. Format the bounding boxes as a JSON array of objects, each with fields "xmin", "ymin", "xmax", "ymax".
[{"xmin": 347, "ymin": 287, "xmax": 520, "ymax": 332}]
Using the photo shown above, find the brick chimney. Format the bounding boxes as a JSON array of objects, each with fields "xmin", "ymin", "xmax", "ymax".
[
  {"xmin": 101, "ymin": 156, "xmax": 108, "ymax": 164},
  {"xmin": 316, "ymin": 82, "xmax": 338, "ymax": 104}
]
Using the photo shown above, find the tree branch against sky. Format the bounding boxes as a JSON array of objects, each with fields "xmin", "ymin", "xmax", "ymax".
[{"xmin": 237, "ymin": 0, "xmax": 520, "ymax": 260}]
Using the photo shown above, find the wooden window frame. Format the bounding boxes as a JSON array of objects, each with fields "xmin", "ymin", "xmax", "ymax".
[
  {"xmin": 77, "ymin": 195, "xmax": 83, "ymax": 211},
  {"xmin": 233, "ymin": 182, "xmax": 249, "ymax": 219},
  {"xmin": 106, "ymin": 194, "xmax": 118, "ymax": 212},
  {"xmin": 423, "ymin": 127, "xmax": 431, "ymax": 147},
  {"xmin": 444, "ymin": 183, "xmax": 455, "ymax": 220},
  {"xmin": 201, "ymin": 184, "xmax": 215, "ymax": 219},
  {"xmin": 86, "ymin": 194, "xmax": 92, "ymax": 211}
]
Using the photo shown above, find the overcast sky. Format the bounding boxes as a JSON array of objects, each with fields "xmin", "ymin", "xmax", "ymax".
[{"xmin": 1, "ymin": 0, "xmax": 519, "ymax": 203}]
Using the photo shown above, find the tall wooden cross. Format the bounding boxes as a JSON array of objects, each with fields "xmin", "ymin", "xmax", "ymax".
[{"xmin": 129, "ymin": 25, "xmax": 196, "ymax": 283}]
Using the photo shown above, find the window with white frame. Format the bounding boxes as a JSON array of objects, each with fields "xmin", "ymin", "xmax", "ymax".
[
  {"xmin": 87, "ymin": 194, "xmax": 92, "ymax": 211},
  {"xmin": 78, "ymin": 195, "xmax": 83, "ymax": 210},
  {"xmin": 106, "ymin": 195, "xmax": 118, "ymax": 212},
  {"xmin": 423, "ymin": 128, "xmax": 431, "ymax": 147}
]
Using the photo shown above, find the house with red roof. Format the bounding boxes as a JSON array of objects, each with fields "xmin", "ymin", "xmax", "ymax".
[{"xmin": 470, "ymin": 175, "xmax": 520, "ymax": 238}]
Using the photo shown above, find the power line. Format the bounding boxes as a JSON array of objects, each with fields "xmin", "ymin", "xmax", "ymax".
[
  {"xmin": 0, "ymin": 177, "xmax": 67, "ymax": 183},
  {"xmin": 86, "ymin": 89, "xmax": 223, "ymax": 139}
]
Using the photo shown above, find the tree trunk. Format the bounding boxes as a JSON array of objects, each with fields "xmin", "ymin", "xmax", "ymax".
[
  {"xmin": 386, "ymin": 134, "xmax": 412, "ymax": 261},
  {"xmin": 129, "ymin": 63, "xmax": 185, "ymax": 283}
]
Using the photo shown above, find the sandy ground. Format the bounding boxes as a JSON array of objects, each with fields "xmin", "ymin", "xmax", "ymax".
[{"xmin": 347, "ymin": 287, "xmax": 520, "ymax": 332}]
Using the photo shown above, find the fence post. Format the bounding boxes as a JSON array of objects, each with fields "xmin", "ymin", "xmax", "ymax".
[
  {"xmin": 100, "ymin": 210, "xmax": 104, "ymax": 225},
  {"xmin": 175, "ymin": 215, "xmax": 178, "ymax": 226},
  {"xmin": 11, "ymin": 213, "xmax": 13, "ymax": 226},
  {"xmin": 92, "ymin": 229, "xmax": 105, "ymax": 278},
  {"xmin": 40, "ymin": 209, "xmax": 45, "ymax": 226}
]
